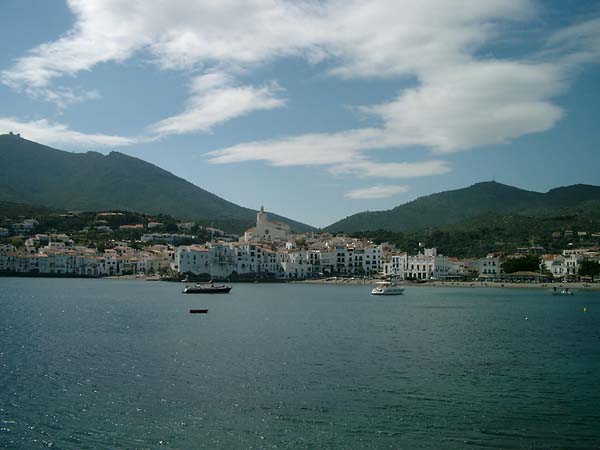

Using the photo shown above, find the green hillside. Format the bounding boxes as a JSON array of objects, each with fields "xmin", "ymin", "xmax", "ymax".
[
  {"xmin": 353, "ymin": 201, "xmax": 600, "ymax": 258},
  {"xmin": 0, "ymin": 134, "xmax": 314, "ymax": 233},
  {"xmin": 0, "ymin": 200, "xmax": 60, "ymax": 219},
  {"xmin": 327, "ymin": 181, "xmax": 600, "ymax": 233}
]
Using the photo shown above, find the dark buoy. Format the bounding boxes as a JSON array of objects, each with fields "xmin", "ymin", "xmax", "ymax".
[{"xmin": 189, "ymin": 309, "xmax": 208, "ymax": 314}]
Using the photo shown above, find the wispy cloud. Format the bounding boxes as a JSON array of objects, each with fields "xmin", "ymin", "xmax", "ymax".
[
  {"xmin": 345, "ymin": 185, "xmax": 409, "ymax": 200},
  {"xmin": 148, "ymin": 75, "xmax": 285, "ymax": 137},
  {"xmin": 207, "ymin": 128, "xmax": 383, "ymax": 166},
  {"xmin": 331, "ymin": 160, "xmax": 451, "ymax": 179},
  {"xmin": 2, "ymin": 1, "xmax": 600, "ymax": 178},
  {"xmin": 0, "ymin": 117, "xmax": 136, "ymax": 148},
  {"xmin": 545, "ymin": 17, "xmax": 600, "ymax": 67}
]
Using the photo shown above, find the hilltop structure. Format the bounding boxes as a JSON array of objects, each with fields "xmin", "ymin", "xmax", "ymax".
[{"xmin": 242, "ymin": 206, "xmax": 291, "ymax": 243}]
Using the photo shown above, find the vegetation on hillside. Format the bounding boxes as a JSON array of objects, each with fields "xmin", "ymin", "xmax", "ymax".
[
  {"xmin": 327, "ymin": 181, "xmax": 600, "ymax": 233},
  {"xmin": 0, "ymin": 205, "xmax": 210, "ymax": 248},
  {"xmin": 0, "ymin": 134, "xmax": 315, "ymax": 234},
  {"xmin": 0, "ymin": 201, "xmax": 59, "ymax": 218},
  {"xmin": 352, "ymin": 210, "xmax": 600, "ymax": 258}
]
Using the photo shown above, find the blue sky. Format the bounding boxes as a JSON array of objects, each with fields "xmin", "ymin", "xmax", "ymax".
[{"xmin": 1, "ymin": 1, "xmax": 599, "ymax": 227}]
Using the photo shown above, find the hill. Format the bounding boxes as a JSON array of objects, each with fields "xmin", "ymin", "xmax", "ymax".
[
  {"xmin": 0, "ymin": 134, "xmax": 314, "ymax": 233},
  {"xmin": 352, "ymin": 200, "xmax": 600, "ymax": 258},
  {"xmin": 326, "ymin": 181, "xmax": 600, "ymax": 233},
  {"xmin": 0, "ymin": 200, "xmax": 60, "ymax": 219}
]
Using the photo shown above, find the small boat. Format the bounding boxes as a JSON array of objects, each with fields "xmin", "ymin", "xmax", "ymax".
[
  {"xmin": 189, "ymin": 309, "xmax": 208, "ymax": 314},
  {"xmin": 183, "ymin": 283, "xmax": 231, "ymax": 294},
  {"xmin": 551, "ymin": 287, "xmax": 574, "ymax": 296},
  {"xmin": 371, "ymin": 281, "xmax": 405, "ymax": 296}
]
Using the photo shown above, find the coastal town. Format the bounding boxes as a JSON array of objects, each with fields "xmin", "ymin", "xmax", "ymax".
[{"xmin": 1, "ymin": 206, "xmax": 599, "ymax": 284}]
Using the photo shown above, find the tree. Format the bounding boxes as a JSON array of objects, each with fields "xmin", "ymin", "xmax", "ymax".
[
  {"xmin": 579, "ymin": 260, "xmax": 600, "ymax": 279},
  {"xmin": 502, "ymin": 255, "xmax": 541, "ymax": 273},
  {"xmin": 295, "ymin": 237, "xmax": 307, "ymax": 248},
  {"xmin": 9, "ymin": 237, "xmax": 24, "ymax": 249}
]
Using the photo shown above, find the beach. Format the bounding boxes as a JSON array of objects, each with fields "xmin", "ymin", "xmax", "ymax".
[{"xmin": 299, "ymin": 277, "xmax": 600, "ymax": 291}]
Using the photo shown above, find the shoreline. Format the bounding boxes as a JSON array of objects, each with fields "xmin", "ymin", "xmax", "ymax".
[
  {"xmin": 2, "ymin": 273, "xmax": 599, "ymax": 291},
  {"xmin": 297, "ymin": 278, "xmax": 600, "ymax": 291}
]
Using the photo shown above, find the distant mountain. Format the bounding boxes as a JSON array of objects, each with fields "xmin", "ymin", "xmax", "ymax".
[
  {"xmin": 352, "ymin": 202, "xmax": 600, "ymax": 258},
  {"xmin": 326, "ymin": 181, "xmax": 600, "ymax": 233},
  {"xmin": 0, "ymin": 134, "xmax": 315, "ymax": 233}
]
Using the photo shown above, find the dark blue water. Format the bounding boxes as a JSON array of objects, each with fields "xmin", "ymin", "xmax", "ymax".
[{"xmin": 1, "ymin": 278, "xmax": 599, "ymax": 449}]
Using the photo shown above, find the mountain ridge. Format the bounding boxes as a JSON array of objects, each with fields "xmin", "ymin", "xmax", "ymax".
[
  {"xmin": 326, "ymin": 180, "xmax": 600, "ymax": 233},
  {"xmin": 0, "ymin": 134, "xmax": 315, "ymax": 233}
]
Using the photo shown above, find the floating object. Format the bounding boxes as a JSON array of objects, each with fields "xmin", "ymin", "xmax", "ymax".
[
  {"xmin": 525, "ymin": 317, "xmax": 528, "ymax": 321},
  {"xmin": 371, "ymin": 281, "xmax": 405, "ymax": 296},
  {"xmin": 583, "ymin": 307, "xmax": 588, "ymax": 313},
  {"xmin": 551, "ymin": 288, "xmax": 574, "ymax": 296},
  {"xmin": 189, "ymin": 309, "xmax": 208, "ymax": 314},
  {"xmin": 183, "ymin": 284, "xmax": 231, "ymax": 294}
]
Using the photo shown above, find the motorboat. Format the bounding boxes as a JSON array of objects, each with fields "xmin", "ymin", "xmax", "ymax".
[
  {"xmin": 371, "ymin": 281, "xmax": 405, "ymax": 296},
  {"xmin": 183, "ymin": 281, "xmax": 231, "ymax": 294}
]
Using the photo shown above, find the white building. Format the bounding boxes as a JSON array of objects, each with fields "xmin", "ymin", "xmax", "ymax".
[
  {"xmin": 383, "ymin": 253, "xmax": 408, "ymax": 277},
  {"xmin": 172, "ymin": 240, "xmax": 383, "ymax": 279},
  {"xmin": 243, "ymin": 206, "xmax": 291, "ymax": 243},
  {"xmin": 333, "ymin": 245, "xmax": 383, "ymax": 275},
  {"xmin": 464, "ymin": 254, "xmax": 503, "ymax": 279},
  {"xmin": 383, "ymin": 248, "xmax": 452, "ymax": 280},
  {"xmin": 541, "ymin": 253, "xmax": 581, "ymax": 279}
]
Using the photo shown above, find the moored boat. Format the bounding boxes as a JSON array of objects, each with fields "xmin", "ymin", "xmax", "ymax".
[
  {"xmin": 551, "ymin": 287, "xmax": 574, "ymax": 296},
  {"xmin": 371, "ymin": 281, "xmax": 405, "ymax": 296},
  {"xmin": 183, "ymin": 281, "xmax": 231, "ymax": 294}
]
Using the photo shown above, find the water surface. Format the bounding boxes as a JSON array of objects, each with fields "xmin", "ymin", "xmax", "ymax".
[{"xmin": 1, "ymin": 278, "xmax": 599, "ymax": 449}]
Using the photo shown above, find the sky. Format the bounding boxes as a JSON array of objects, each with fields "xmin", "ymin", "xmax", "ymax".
[{"xmin": 1, "ymin": 1, "xmax": 599, "ymax": 228}]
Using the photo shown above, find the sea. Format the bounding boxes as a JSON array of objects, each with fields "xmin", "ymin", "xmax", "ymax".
[{"xmin": 1, "ymin": 278, "xmax": 599, "ymax": 449}]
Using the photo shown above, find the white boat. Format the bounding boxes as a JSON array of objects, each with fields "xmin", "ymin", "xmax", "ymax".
[
  {"xmin": 551, "ymin": 288, "xmax": 574, "ymax": 296},
  {"xmin": 371, "ymin": 281, "xmax": 405, "ymax": 296}
]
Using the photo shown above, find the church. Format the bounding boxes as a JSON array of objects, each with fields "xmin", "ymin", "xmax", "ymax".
[{"xmin": 242, "ymin": 206, "xmax": 291, "ymax": 243}]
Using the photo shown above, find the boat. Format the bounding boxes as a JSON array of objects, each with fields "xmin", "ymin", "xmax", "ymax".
[
  {"xmin": 371, "ymin": 281, "xmax": 405, "ymax": 296},
  {"xmin": 182, "ymin": 248, "xmax": 232, "ymax": 295},
  {"xmin": 189, "ymin": 309, "xmax": 208, "ymax": 314},
  {"xmin": 551, "ymin": 287, "xmax": 574, "ymax": 296},
  {"xmin": 183, "ymin": 280, "xmax": 231, "ymax": 294}
]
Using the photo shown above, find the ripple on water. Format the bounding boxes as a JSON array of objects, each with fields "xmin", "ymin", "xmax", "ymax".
[{"xmin": 1, "ymin": 279, "xmax": 600, "ymax": 449}]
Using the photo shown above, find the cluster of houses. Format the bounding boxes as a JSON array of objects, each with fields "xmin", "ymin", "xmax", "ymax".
[
  {"xmin": 0, "ymin": 234, "xmax": 173, "ymax": 277},
  {"xmin": 1, "ymin": 207, "xmax": 599, "ymax": 281},
  {"xmin": 0, "ymin": 218, "xmax": 38, "ymax": 237},
  {"xmin": 540, "ymin": 249, "xmax": 599, "ymax": 279}
]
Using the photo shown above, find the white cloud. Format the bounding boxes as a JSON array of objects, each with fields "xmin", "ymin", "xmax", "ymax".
[
  {"xmin": 149, "ymin": 76, "xmax": 285, "ymax": 136},
  {"xmin": 2, "ymin": 0, "xmax": 599, "ymax": 179},
  {"xmin": 323, "ymin": 0, "xmax": 535, "ymax": 79},
  {"xmin": 544, "ymin": 17, "xmax": 600, "ymax": 67},
  {"xmin": 361, "ymin": 61, "xmax": 566, "ymax": 153},
  {"xmin": 1, "ymin": 0, "xmax": 323, "ymax": 106},
  {"xmin": 345, "ymin": 185, "xmax": 409, "ymax": 200},
  {"xmin": 207, "ymin": 128, "xmax": 383, "ymax": 166},
  {"xmin": 207, "ymin": 129, "xmax": 450, "ymax": 180},
  {"xmin": 331, "ymin": 160, "xmax": 451, "ymax": 179},
  {"xmin": 0, "ymin": 117, "xmax": 136, "ymax": 148}
]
